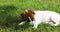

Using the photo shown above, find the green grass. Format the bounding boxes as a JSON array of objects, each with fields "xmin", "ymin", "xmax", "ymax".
[{"xmin": 0, "ymin": 0, "xmax": 60, "ymax": 32}]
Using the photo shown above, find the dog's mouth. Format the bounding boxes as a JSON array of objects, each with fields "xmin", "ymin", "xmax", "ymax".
[{"xmin": 21, "ymin": 17, "xmax": 30, "ymax": 22}]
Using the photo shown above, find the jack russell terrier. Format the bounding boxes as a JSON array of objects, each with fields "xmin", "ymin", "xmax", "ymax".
[{"xmin": 19, "ymin": 9, "xmax": 60, "ymax": 29}]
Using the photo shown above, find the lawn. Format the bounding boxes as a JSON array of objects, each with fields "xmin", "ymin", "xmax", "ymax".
[{"xmin": 0, "ymin": 0, "xmax": 60, "ymax": 32}]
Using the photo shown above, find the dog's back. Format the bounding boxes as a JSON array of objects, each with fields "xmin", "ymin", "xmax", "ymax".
[{"xmin": 34, "ymin": 10, "xmax": 60, "ymax": 23}]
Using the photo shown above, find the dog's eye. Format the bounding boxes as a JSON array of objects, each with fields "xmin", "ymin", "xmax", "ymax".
[{"xmin": 24, "ymin": 15, "xmax": 26, "ymax": 16}]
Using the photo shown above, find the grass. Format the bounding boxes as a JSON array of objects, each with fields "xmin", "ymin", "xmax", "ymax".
[{"xmin": 0, "ymin": 0, "xmax": 60, "ymax": 32}]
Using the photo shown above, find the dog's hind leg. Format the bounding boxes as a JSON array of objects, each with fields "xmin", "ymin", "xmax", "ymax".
[{"xmin": 51, "ymin": 18, "xmax": 59, "ymax": 26}]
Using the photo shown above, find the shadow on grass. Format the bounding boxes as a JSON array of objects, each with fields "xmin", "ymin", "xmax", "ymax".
[
  {"xmin": 0, "ymin": 5, "xmax": 17, "ymax": 15},
  {"xmin": 0, "ymin": 5, "xmax": 32, "ymax": 30},
  {"xmin": 0, "ymin": 5, "xmax": 19, "ymax": 29}
]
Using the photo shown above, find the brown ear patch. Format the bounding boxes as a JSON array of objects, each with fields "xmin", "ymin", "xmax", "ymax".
[
  {"xmin": 21, "ymin": 8, "xmax": 35, "ymax": 21},
  {"xmin": 28, "ymin": 9, "xmax": 35, "ymax": 15},
  {"xmin": 27, "ymin": 9, "xmax": 35, "ymax": 21}
]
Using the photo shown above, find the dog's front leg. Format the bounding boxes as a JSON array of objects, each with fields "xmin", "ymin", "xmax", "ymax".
[
  {"xmin": 33, "ymin": 23, "xmax": 38, "ymax": 29},
  {"xmin": 18, "ymin": 21, "xmax": 26, "ymax": 25},
  {"xmin": 33, "ymin": 21, "xmax": 41, "ymax": 29}
]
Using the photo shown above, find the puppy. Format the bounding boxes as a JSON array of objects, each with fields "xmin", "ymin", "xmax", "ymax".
[{"xmin": 19, "ymin": 9, "xmax": 60, "ymax": 29}]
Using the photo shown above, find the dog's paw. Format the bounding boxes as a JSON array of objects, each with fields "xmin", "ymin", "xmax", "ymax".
[
  {"xmin": 32, "ymin": 26, "xmax": 38, "ymax": 29},
  {"xmin": 18, "ymin": 22, "xmax": 25, "ymax": 25},
  {"xmin": 53, "ymin": 24, "xmax": 58, "ymax": 26}
]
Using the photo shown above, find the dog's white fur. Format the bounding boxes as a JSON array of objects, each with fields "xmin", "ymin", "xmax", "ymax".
[
  {"xmin": 19, "ymin": 10, "xmax": 60, "ymax": 29},
  {"xmin": 31, "ymin": 11, "xmax": 60, "ymax": 28}
]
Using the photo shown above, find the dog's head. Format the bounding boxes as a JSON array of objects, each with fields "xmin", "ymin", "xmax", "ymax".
[
  {"xmin": 21, "ymin": 12, "xmax": 29, "ymax": 21},
  {"xmin": 21, "ymin": 9, "xmax": 35, "ymax": 22}
]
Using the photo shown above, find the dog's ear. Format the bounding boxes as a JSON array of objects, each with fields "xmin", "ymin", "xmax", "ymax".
[
  {"xmin": 27, "ymin": 8, "xmax": 35, "ymax": 21},
  {"xmin": 28, "ymin": 8, "xmax": 35, "ymax": 15},
  {"xmin": 24, "ymin": 8, "xmax": 35, "ymax": 21}
]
